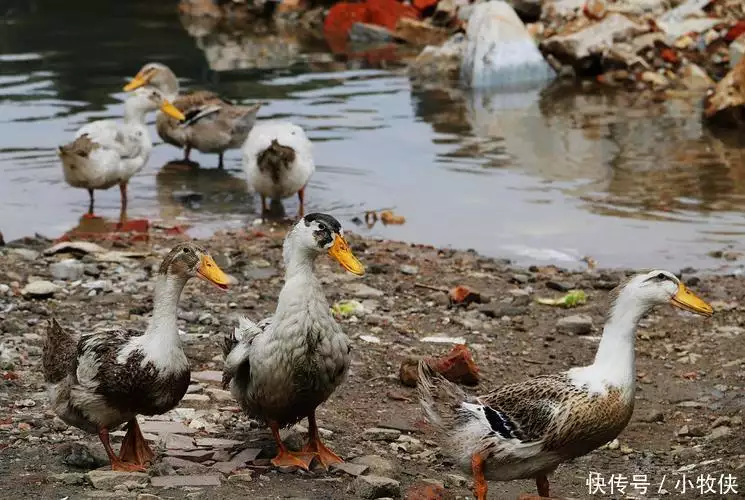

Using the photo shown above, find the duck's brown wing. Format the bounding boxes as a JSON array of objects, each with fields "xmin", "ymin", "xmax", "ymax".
[{"xmin": 42, "ymin": 317, "xmax": 79, "ymax": 384}]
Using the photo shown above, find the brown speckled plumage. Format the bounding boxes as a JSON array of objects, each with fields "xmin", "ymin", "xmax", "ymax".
[
  {"xmin": 43, "ymin": 318, "xmax": 78, "ymax": 384},
  {"xmin": 58, "ymin": 134, "xmax": 98, "ymax": 159},
  {"xmin": 257, "ymin": 139, "xmax": 296, "ymax": 183}
]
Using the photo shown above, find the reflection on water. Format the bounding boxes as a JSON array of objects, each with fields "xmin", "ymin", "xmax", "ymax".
[{"xmin": 1, "ymin": 0, "xmax": 745, "ymax": 270}]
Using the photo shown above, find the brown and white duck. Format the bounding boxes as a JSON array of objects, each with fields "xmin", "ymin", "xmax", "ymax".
[{"xmin": 43, "ymin": 242, "xmax": 231, "ymax": 471}]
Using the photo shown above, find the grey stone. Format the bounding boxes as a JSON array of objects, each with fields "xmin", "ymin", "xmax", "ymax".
[
  {"xmin": 349, "ymin": 22, "xmax": 394, "ymax": 43},
  {"xmin": 164, "ymin": 449, "xmax": 214, "ymax": 462},
  {"xmin": 163, "ymin": 433, "xmax": 196, "ymax": 450},
  {"xmin": 139, "ymin": 420, "xmax": 195, "ymax": 435},
  {"xmin": 352, "ymin": 475, "xmax": 401, "ymax": 499},
  {"xmin": 87, "ymin": 470, "xmax": 149, "ymax": 490},
  {"xmin": 137, "ymin": 495, "xmax": 163, "ymax": 500},
  {"xmin": 350, "ymin": 455, "xmax": 398, "ymax": 477},
  {"xmin": 556, "ymin": 314, "xmax": 593, "ymax": 335},
  {"xmin": 478, "ymin": 303, "xmax": 528, "ymax": 318},
  {"xmin": 346, "ymin": 283, "xmax": 385, "ymax": 298},
  {"xmin": 50, "ymin": 472, "xmax": 87, "ymax": 485},
  {"xmin": 163, "ymin": 456, "xmax": 210, "ymax": 473},
  {"xmin": 192, "ymin": 370, "xmax": 223, "ymax": 383},
  {"xmin": 707, "ymin": 426, "xmax": 731, "ymax": 441},
  {"xmin": 444, "ymin": 473, "xmax": 468, "ymax": 487},
  {"xmin": 205, "ymin": 388, "xmax": 233, "ymax": 403},
  {"xmin": 194, "ymin": 437, "xmax": 243, "ymax": 448},
  {"xmin": 638, "ymin": 410, "xmax": 664, "ymax": 423},
  {"xmin": 50, "ymin": 259, "xmax": 85, "ymax": 280},
  {"xmin": 362, "ymin": 427, "xmax": 401, "ymax": 442},
  {"xmin": 399, "ymin": 265, "xmax": 419, "ymax": 275},
  {"xmin": 330, "ymin": 462, "xmax": 369, "ymax": 476},
  {"xmin": 21, "ymin": 280, "xmax": 60, "ymax": 298},
  {"xmin": 61, "ymin": 442, "xmax": 108, "ymax": 469},
  {"xmin": 541, "ymin": 13, "xmax": 642, "ymax": 63},
  {"xmin": 11, "ymin": 248, "xmax": 39, "ymax": 261},
  {"xmin": 228, "ymin": 473, "xmax": 253, "ymax": 484},
  {"xmin": 151, "ymin": 474, "xmax": 222, "ymax": 488}
]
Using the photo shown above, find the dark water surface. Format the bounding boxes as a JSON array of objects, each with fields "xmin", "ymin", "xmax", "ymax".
[{"xmin": 2, "ymin": 0, "xmax": 745, "ymax": 271}]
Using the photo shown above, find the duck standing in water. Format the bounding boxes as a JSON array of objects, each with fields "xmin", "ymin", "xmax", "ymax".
[
  {"xmin": 222, "ymin": 213, "xmax": 364, "ymax": 469},
  {"xmin": 43, "ymin": 243, "xmax": 231, "ymax": 471},
  {"xmin": 58, "ymin": 88, "xmax": 185, "ymax": 222},
  {"xmin": 123, "ymin": 62, "xmax": 261, "ymax": 168},
  {"xmin": 418, "ymin": 270, "xmax": 713, "ymax": 499},
  {"xmin": 242, "ymin": 121, "xmax": 315, "ymax": 217}
]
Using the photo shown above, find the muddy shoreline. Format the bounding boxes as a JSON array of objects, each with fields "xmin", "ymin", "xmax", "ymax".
[{"xmin": 0, "ymin": 224, "xmax": 743, "ymax": 499}]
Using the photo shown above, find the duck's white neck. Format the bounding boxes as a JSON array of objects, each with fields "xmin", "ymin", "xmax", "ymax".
[
  {"xmin": 123, "ymin": 99, "xmax": 153, "ymax": 125},
  {"xmin": 145, "ymin": 275, "xmax": 186, "ymax": 337},
  {"xmin": 273, "ymin": 239, "xmax": 326, "ymax": 327},
  {"xmin": 590, "ymin": 290, "xmax": 650, "ymax": 387}
]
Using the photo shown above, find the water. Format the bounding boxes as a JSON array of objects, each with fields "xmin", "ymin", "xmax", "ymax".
[{"xmin": 2, "ymin": 0, "xmax": 745, "ymax": 271}]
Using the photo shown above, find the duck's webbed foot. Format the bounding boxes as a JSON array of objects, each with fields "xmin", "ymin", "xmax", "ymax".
[
  {"xmin": 98, "ymin": 426, "xmax": 146, "ymax": 472},
  {"xmin": 269, "ymin": 420, "xmax": 315, "ymax": 471},
  {"xmin": 119, "ymin": 419, "xmax": 154, "ymax": 466},
  {"xmin": 303, "ymin": 411, "xmax": 342, "ymax": 469}
]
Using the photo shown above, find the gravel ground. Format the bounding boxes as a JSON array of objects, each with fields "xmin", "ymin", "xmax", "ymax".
[{"xmin": 0, "ymin": 223, "xmax": 743, "ymax": 500}]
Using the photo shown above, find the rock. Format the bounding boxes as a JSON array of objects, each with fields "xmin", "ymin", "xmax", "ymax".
[
  {"xmin": 408, "ymin": 34, "xmax": 465, "ymax": 83},
  {"xmin": 87, "ymin": 470, "xmax": 149, "ymax": 490},
  {"xmin": 346, "ymin": 283, "xmax": 385, "ymax": 298},
  {"xmin": 707, "ymin": 426, "xmax": 731, "ymax": 440},
  {"xmin": 139, "ymin": 420, "xmax": 195, "ymax": 435},
  {"xmin": 641, "ymin": 71, "xmax": 669, "ymax": 88},
  {"xmin": 151, "ymin": 474, "xmax": 222, "ymax": 488},
  {"xmin": 541, "ymin": 14, "xmax": 642, "ymax": 69},
  {"xmin": 399, "ymin": 264, "xmax": 418, "ymax": 275},
  {"xmin": 162, "ymin": 456, "xmax": 210, "ymax": 473},
  {"xmin": 349, "ymin": 23, "xmax": 394, "ymax": 44},
  {"xmin": 191, "ymin": 370, "xmax": 223, "ymax": 383},
  {"xmin": 444, "ymin": 473, "xmax": 468, "ymax": 487},
  {"xmin": 556, "ymin": 314, "xmax": 593, "ymax": 335},
  {"xmin": 228, "ymin": 473, "xmax": 253, "ymax": 484},
  {"xmin": 711, "ymin": 416, "xmax": 730, "ymax": 428},
  {"xmin": 50, "ymin": 472, "xmax": 87, "ymax": 485},
  {"xmin": 164, "ymin": 449, "xmax": 214, "ymax": 462},
  {"xmin": 462, "ymin": 2, "xmax": 555, "ymax": 88},
  {"xmin": 405, "ymin": 481, "xmax": 453, "ymax": 500},
  {"xmin": 363, "ymin": 427, "xmax": 402, "ymax": 442},
  {"xmin": 164, "ymin": 433, "xmax": 196, "ymax": 450},
  {"xmin": 11, "ymin": 248, "xmax": 39, "ymax": 261},
  {"xmin": 546, "ymin": 280, "xmax": 574, "ymax": 292},
  {"xmin": 352, "ymin": 475, "xmax": 401, "ymax": 499},
  {"xmin": 703, "ymin": 50, "xmax": 745, "ymax": 127},
  {"xmin": 639, "ymin": 410, "xmax": 664, "ymax": 423},
  {"xmin": 205, "ymin": 388, "xmax": 234, "ymax": 403},
  {"xmin": 211, "ymin": 447, "xmax": 262, "ymax": 473},
  {"xmin": 330, "ymin": 462, "xmax": 369, "ymax": 477},
  {"xmin": 395, "ymin": 18, "xmax": 451, "ymax": 47},
  {"xmin": 50, "ymin": 259, "xmax": 85, "ymax": 280},
  {"xmin": 194, "ymin": 437, "xmax": 243, "ymax": 448},
  {"xmin": 21, "ymin": 280, "xmax": 60, "ymax": 298},
  {"xmin": 680, "ymin": 63, "xmax": 714, "ymax": 92},
  {"xmin": 478, "ymin": 303, "xmax": 528, "ymax": 318},
  {"xmin": 137, "ymin": 495, "xmax": 162, "ymax": 500},
  {"xmin": 351, "ymin": 455, "xmax": 398, "ymax": 477},
  {"xmin": 61, "ymin": 442, "xmax": 109, "ymax": 469}
]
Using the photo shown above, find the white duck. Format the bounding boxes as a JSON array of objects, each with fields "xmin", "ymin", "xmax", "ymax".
[
  {"xmin": 222, "ymin": 213, "xmax": 364, "ymax": 470},
  {"xmin": 58, "ymin": 87, "xmax": 185, "ymax": 221},
  {"xmin": 418, "ymin": 270, "xmax": 713, "ymax": 500},
  {"xmin": 242, "ymin": 121, "xmax": 315, "ymax": 217}
]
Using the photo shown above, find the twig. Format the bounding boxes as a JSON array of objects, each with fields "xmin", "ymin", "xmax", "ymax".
[{"xmin": 414, "ymin": 282, "xmax": 449, "ymax": 294}]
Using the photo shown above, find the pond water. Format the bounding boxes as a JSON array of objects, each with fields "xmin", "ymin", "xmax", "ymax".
[{"xmin": 2, "ymin": 0, "xmax": 745, "ymax": 271}]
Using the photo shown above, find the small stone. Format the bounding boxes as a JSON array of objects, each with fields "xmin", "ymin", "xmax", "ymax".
[
  {"xmin": 150, "ymin": 475, "xmax": 222, "ymax": 488},
  {"xmin": 346, "ymin": 283, "xmax": 385, "ymax": 298},
  {"xmin": 87, "ymin": 470, "xmax": 149, "ymax": 490},
  {"xmin": 50, "ymin": 472, "xmax": 86, "ymax": 485},
  {"xmin": 639, "ymin": 410, "xmax": 664, "ymax": 423},
  {"xmin": 478, "ymin": 303, "xmax": 528, "ymax": 318},
  {"xmin": 163, "ymin": 433, "xmax": 196, "ymax": 450},
  {"xmin": 192, "ymin": 370, "xmax": 223, "ymax": 383},
  {"xmin": 399, "ymin": 265, "xmax": 418, "ymax": 275},
  {"xmin": 50, "ymin": 259, "xmax": 85, "ymax": 280},
  {"xmin": 139, "ymin": 421, "xmax": 195, "ymax": 435},
  {"xmin": 352, "ymin": 475, "xmax": 401, "ymax": 499},
  {"xmin": 350, "ymin": 455, "xmax": 398, "ymax": 477},
  {"xmin": 511, "ymin": 274, "xmax": 529, "ymax": 284},
  {"xmin": 162, "ymin": 456, "xmax": 210, "ymax": 473},
  {"xmin": 164, "ymin": 449, "xmax": 214, "ymax": 462},
  {"xmin": 607, "ymin": 438, "xmax": 620, "ymax": 450},
  {"xmin": 330, "ymin": 462, "xmax": 369, "ymax": 477},
  {"xmin": 61, "ymin": 442, "xmax": 108, "ymax": 469},
  {"xmin": 444, "ymin": 473, "xmax": 468, "ymax": 487},
  {"xmin": 556, "ymin": 314, "xmax": 593, "ymax": 335},
  {"xmin": 194, "ymin": 437, "xmax": 243, "ymax": 448},
  {"xmin": 362, "ymin": 427, "xmax": 402, "ymax": 442},
  {"xmin": 137, "ymin": 495, "xmax": 162, "ymax": 500},
  {"xmin": 546, "ymin": 280, "xmax": 575, "ymax": 292},
  {"xmin": 228, "ymin": 473, "xmax": 253, "ymax": 484},
  {"xmin": 707, "ymin": 426, "xmax": 731, "ymax": 441},
  {"xmin": 11, "ymin": 248, "xmax": 40, "ymax": 261},
  {"xmin": 21, "ymin": 280, "xmax": 60, "ymax": 298},
  {"xmin": 711, "ymin": 416, "xmax": 730, "ymax": 429},
  {"xmin": 205, "ymin": 388, "xmax": 234, "ymax": 403},
  {"xmin": 181, "ymin": 394, "xmax": 210, "ymax": 406}
]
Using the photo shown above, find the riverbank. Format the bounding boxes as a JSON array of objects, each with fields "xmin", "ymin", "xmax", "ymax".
[{"xmin": 0, "ymin": 223, "xmax": 743, "ymax": 499}]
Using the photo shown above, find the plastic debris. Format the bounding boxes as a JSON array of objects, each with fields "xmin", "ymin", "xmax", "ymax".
[{"xmin": 537, "ymin": 290, "xmax": 588, "ymax": 308}]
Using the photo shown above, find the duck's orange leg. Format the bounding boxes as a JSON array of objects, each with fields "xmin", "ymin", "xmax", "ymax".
[
  {"xmin": 472, "ymin": 453, "xmax": 488, "ymax": 500},
  {"xmin": 269, "ymin": 421, "xmax": 315, "ymax": 471},
  {"xmin": 302, "ymin": 411, "xmax": 342, "ymax": 469},
  {"xmin": 98, "ymin": 427, "xmax": 145, "ymax": 472},
  {"xmin": 119, "ymin": 419, "xmax": 154, "ymax": 466}
]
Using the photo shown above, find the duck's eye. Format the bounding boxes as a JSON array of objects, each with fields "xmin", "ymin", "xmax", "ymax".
[
  {"xmin": 656, "ymin": 273, "xmax": 667, "ymax": 280},
  {"xmin": 182, "ymin": 248, "xmax": 189, "ymax": 254}
]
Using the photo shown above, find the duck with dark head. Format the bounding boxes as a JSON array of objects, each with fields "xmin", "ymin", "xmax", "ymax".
[{"xmin": 43, "ymin": 242, "xmax": 232, "ymax": 471}]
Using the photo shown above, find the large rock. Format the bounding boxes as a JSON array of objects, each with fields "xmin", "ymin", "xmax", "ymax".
[
  {"xmin": 556, "ymin": 314, "xmax": 593, "ymax": 335},
  {"xmin": 86, "ymin": 470, "xmax": 149, "ymax": 490},
  {"xmin": 703, "ymin": 55, "xmax": 745, "ymax": 128},
  {"xmin": 461, "ymin": 2, "xmax": 555, "ymax": 89},
  {"xmin": 50, "ymin": 259, "xmax": 85, "ymax": 280},
  {"xmin": 541, "ymin": 14, "xmax": 643, "ymax": 68},
  {"xmin": 350, "ymin": 455, "xmax": 398, "ymax": 477},
  {"xmin": 352, "ymin": 475, "xmax": 401, "ymax": 499},
  {"xmin": 408, "ymin": 34, "xmax": 466, "ymax": 83},
  {"xmin": 21, "ymin": 280, "xmax": 60, "ymax": 298}
]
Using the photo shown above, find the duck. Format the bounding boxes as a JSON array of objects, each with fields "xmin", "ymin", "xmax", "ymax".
[
  {"xmin": 123, "ymin": 62, "xmax": 261, "ymax": 169},
  {"xmin": 417, "ymin": 270, "xmax": 713, "ymax": 500},
  {"xmin": 43, "ymin": 242, "xmax": 232, "ymax": 471},
  {"xmin": 222, "ymin": 213, "xmax": 364, "ymax": 470},
  {"xmin": 242, "ymin": 121, "xmax": 315, "ymax": 217},
  {"xmin": 58, "ymin": 87, "xmax": 185, "ymax": 221}
]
